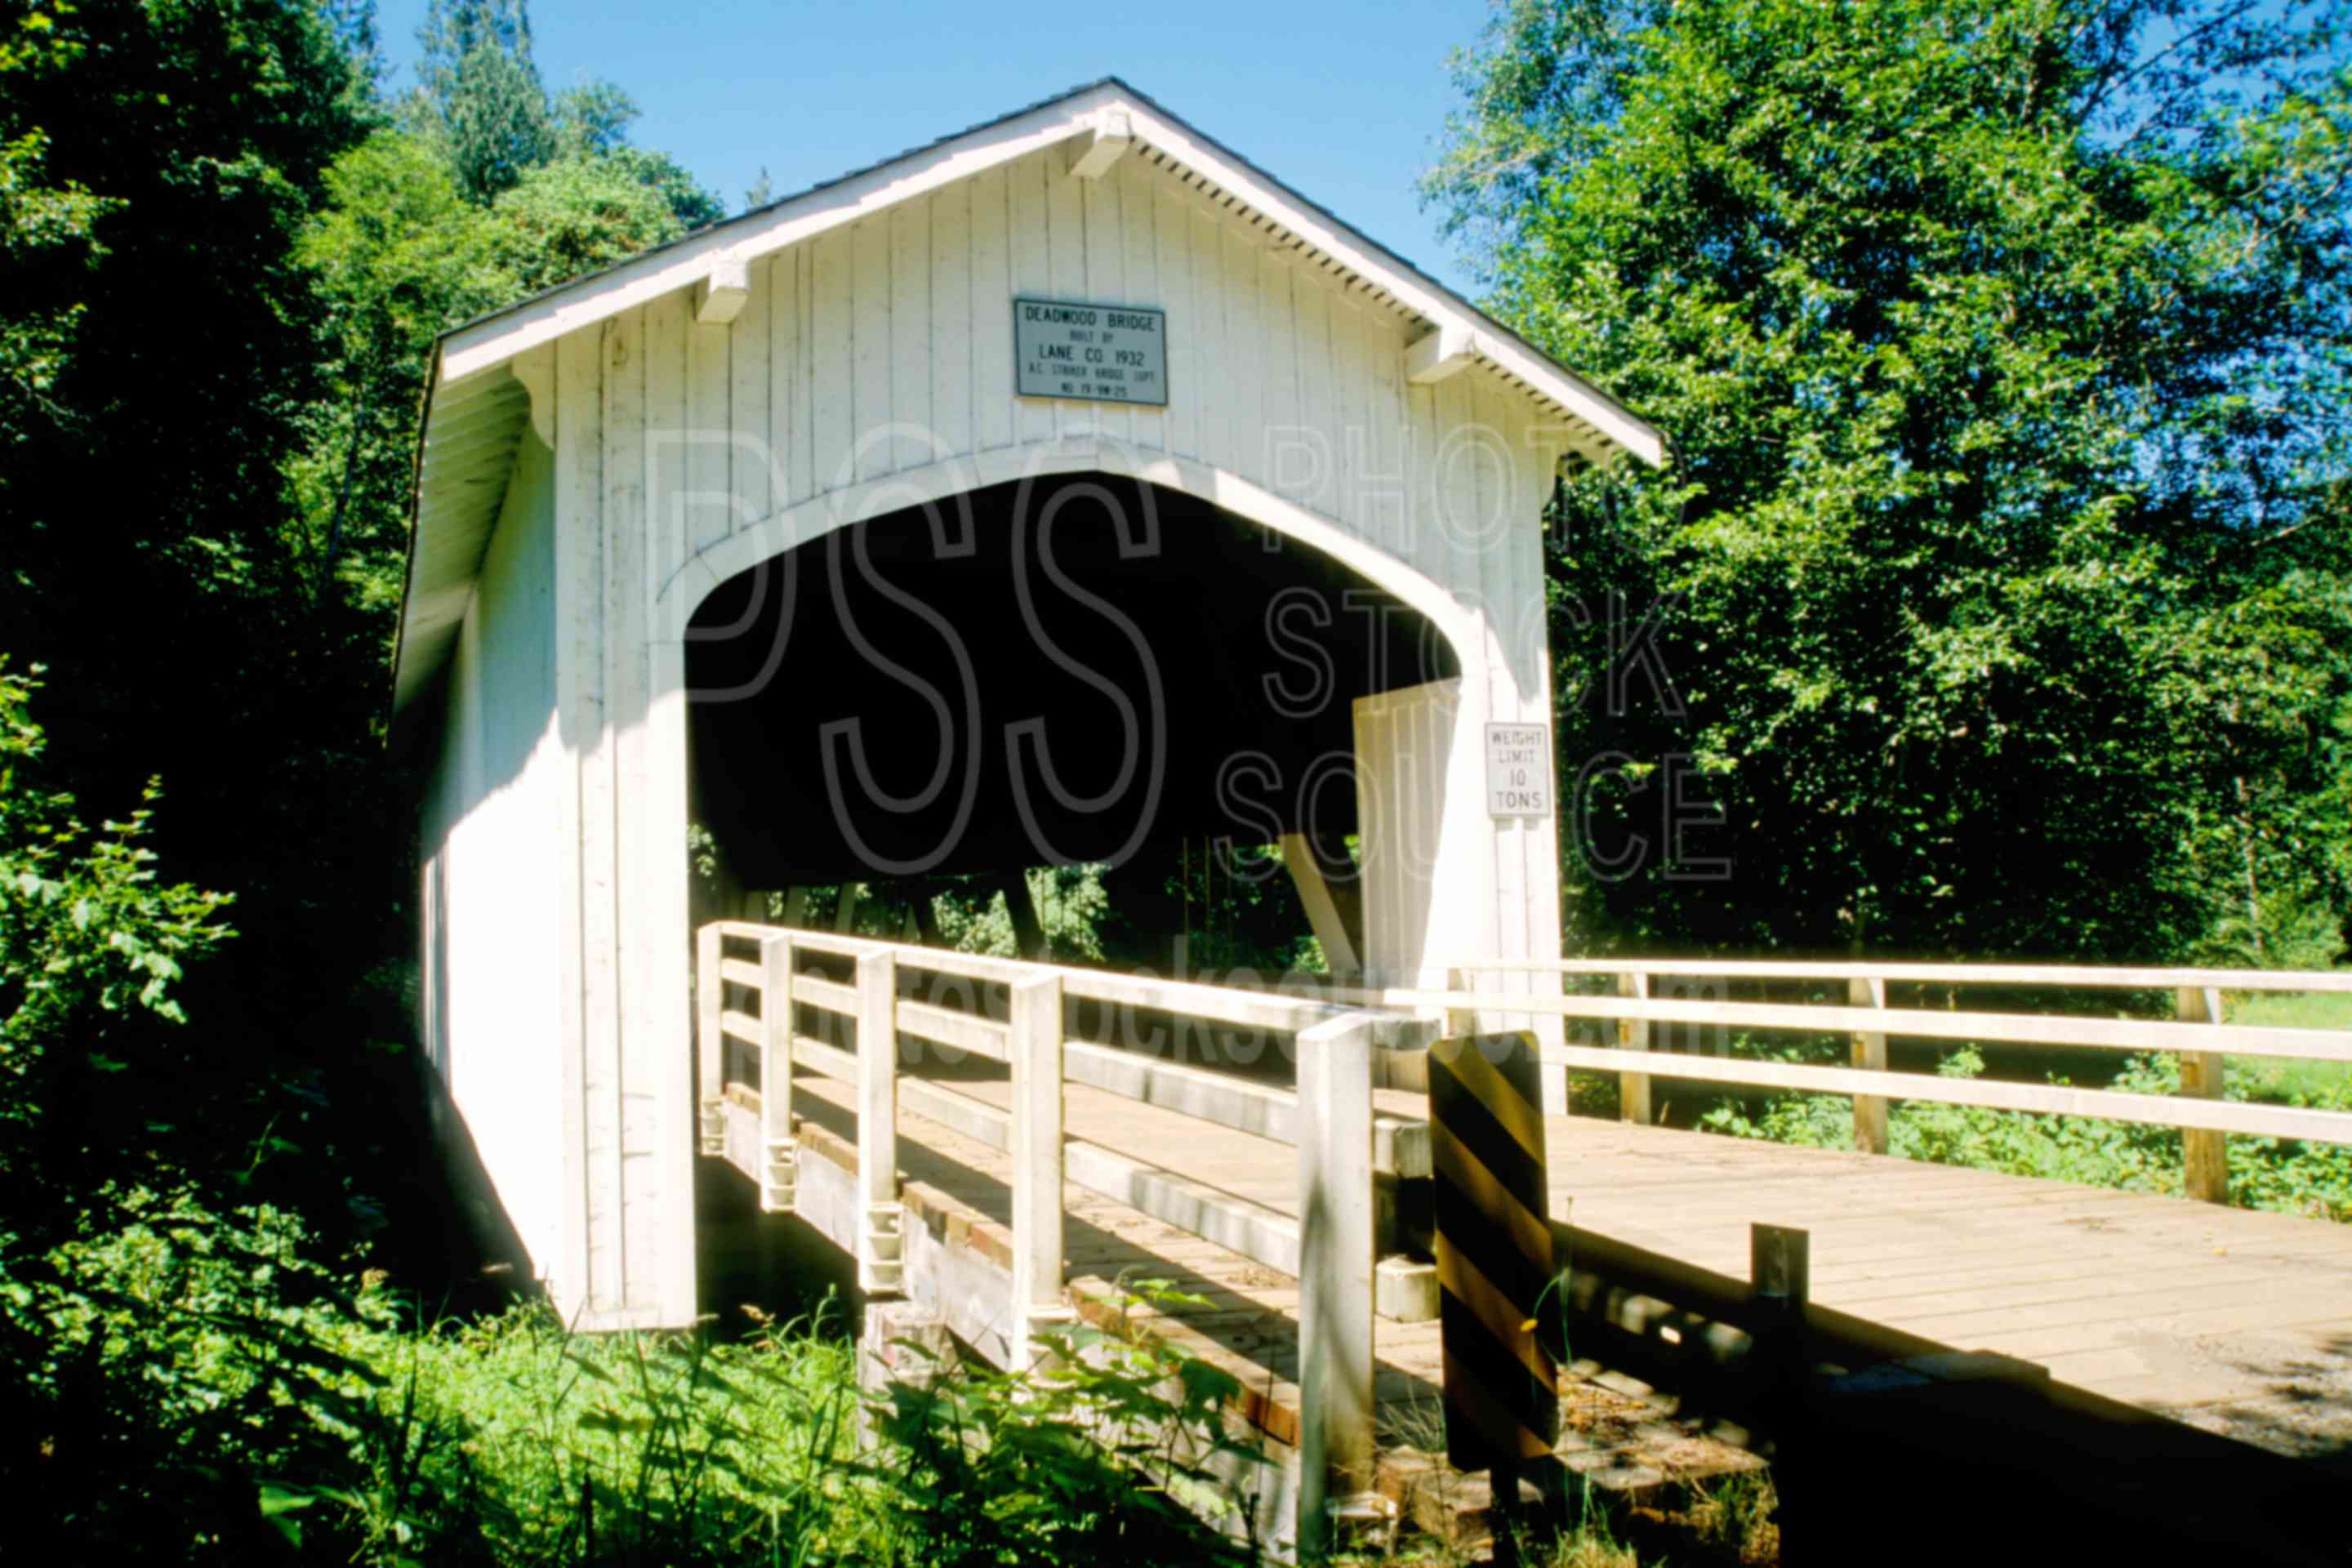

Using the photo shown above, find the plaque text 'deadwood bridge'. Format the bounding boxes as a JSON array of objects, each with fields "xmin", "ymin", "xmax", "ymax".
[{"xmin": 1013, "ymin": 297, "xmax": 1169, "ymax": 407}]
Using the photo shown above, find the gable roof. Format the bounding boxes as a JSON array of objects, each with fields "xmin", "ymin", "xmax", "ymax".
[{"xmin": 395, "ymin": 78, "xmax": 1666, "ymax": 723}]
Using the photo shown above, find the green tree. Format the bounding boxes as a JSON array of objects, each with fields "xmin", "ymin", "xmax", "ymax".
[
  {"xmin": 1430, "ymin": 0, "xmax": 2352, "ymax": 962},
  {"xmin": 403, "ymin": 0, "xmax": 722, "ymax": 227},
  {"xmin": 406, "ymin": 0, "xmax": 552, "ymax": 202},
  {"xmin": 294, "ymin": 131, "xmax": 501, "ymax": 604},
  {"xmin": 0, "ymin": 8, "xmax": 116, "ymax": 466},
  {"xmin": 484, "ymin": 150, "xmax": 691, "ymax": 294},
  {"xmin": 0, "ymin": 0, "xmax": 374, "ymax": 942},
  {"xmin": 291, "ymin": 129, "xmax": 701, "ymax": 616}
]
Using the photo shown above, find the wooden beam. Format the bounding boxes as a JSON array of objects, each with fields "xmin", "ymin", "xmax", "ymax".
[
  {"xmin": 1064, "ymin": 1139, "xmax": 1304, "ymax": 1273},
  {"xmin": 1751, "ymin": 1223, "xmax": 1810, "ymax": 1310},
  {"xmin": 1000, "ymin": 873, "xmax": 1047, "ymax": 960},
  {"xmin": 2178, "ymin": 986, "xmax": 2228, "ymax": 1205},
  {"xmin": 1851, "ymin": 975, "xmax": 1889, "ymax": 1155},
  {"xmin": 1539, "ymin": 1040, "xmax": 2352, "ymax": 1145},
  {"xmin": 1281, "ymin": 831, "xmax": 1362, "ymax": 973},
  {"xmin": 1441, "ymin": 967, "xmax": 1479, "ymax": 1041},
  {"xmin": 1011, "ymin": 974, "xmax": 1070, "ymax": 1365},
  {"xmin": 791, "ymin": 971, "xmax": 859, "ymax": 1018},
  {"xmin": 1368, "ymin": 987, "xmax": 2352, "ymax": 1064},
  {"xmin": 1063, "ymin": 964, "xmax": 1347, "ymax": 1035},
  {"xmin": 760, "ymin": 933, "xmax": 797, "ymax": 1212},
  {"xmin": 1374, "ymin": 1256, "xmax": 1440, "ymax": 1323},
  {"xmin": 1404, "ymin": 323, "xmax": 1474, "ymax": 385},
  {"xmin": 1749, "ymin": 1223, "xmax": 1810, "ymax": 1410},
  {"xmin": 1617, "ymin": 972, "xmax": 1652, "ymax": 1125},
  {"xmin": 1067, "ymin": 108, "xmax": 1132, "ymax": 180},
  {"xmin": 1459, "ymin": 956, "xmax": 2352, "ymax": 993},
  {"xmin": 898, "ymin": 998, "xmax": 1009, "ymax": 1062},
  {"xmin": 694, "ymin": 255, "xmax": 751, "ymax": 325},
  {"xmin": 856, "ymin": 951, "xmax": 903, "ymax": 1294},
  {"xmin": 696, "ymin": 926, "xmax": 725, "ymax": 1155},
  {"xmin": 746, "ymin": 924, "xmax": 1352, "ymax": 1035},
  {"xmin": 1058, "ymin": 1037, "xmax": 1431, "ymax": 1178},
  {"xmin": 1295, "ymin": 1015, "xmax": 1377, "ymax": 1552}
]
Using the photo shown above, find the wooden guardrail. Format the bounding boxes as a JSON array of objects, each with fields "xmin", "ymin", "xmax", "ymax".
[
  {"xmin": 693, "ymin": 920, "xmax": 1429, "ymax": 1546},
  {"xmin": 1419, "ymin": 960, "xmax": 2352, "ymax": 1205}
]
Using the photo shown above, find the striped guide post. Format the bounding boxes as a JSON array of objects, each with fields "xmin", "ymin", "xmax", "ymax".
[{"xmin": 1429, "ymin": 1031, "xmax": 1559, "ymax": 1519}]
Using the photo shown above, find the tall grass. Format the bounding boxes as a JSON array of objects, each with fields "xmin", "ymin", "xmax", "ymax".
[{"xmin": 11, "ymin": 1193, "xmax": 1275, "ymax": 1566}]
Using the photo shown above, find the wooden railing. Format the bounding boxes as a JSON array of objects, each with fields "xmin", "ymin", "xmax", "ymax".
[
  {"xmin": 693, "ymin": 921, "xmax": 1433, "ymax": 1535},
  {"xmin": 1415, "ymin": 959, "xmax": 2352, "ymax": 1204}
]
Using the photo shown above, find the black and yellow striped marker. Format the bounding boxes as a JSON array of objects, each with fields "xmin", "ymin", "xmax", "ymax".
[{"xmin": 1429, "ymin": 1031, "xmax": 1558, "ymax": 1473}]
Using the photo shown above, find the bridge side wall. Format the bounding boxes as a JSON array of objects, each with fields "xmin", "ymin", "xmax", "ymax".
[
  {"xmin": 466, "ymin": 142, "xmax": 1575, "ymax": 1325},
  {"xmin": 417, "ymin": 410, "xmax": 569, "ymax": 1292}
]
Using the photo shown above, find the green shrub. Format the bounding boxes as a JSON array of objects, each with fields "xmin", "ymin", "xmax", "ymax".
[
  {"xmin": 858, "ymin": 1284, "xmax": 1268, "ymax": 1567},
  {"xmin": 0, "ymin": 666, "xmax": 234, "ymax": 1220}
]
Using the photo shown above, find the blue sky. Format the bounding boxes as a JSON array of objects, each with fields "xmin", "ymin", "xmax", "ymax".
[{"xmin": 372, "ymin": 1, "xmax": 1499, "ymax": 296}]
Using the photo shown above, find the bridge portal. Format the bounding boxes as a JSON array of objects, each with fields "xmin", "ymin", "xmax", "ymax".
[{"xmin": 685, "ymin": 470, "xmax": 1453, "ymax": 966}]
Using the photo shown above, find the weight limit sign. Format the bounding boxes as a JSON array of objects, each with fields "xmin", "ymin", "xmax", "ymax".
[{"xmin": 1429, "ymin": 1031, "xmax": 1560, "ymax": 1472}]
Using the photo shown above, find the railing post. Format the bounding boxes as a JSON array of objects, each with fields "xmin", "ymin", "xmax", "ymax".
[
  {"xmin": 857, "ymin": 950, "xmax": 904, "ymax": 1294},
  {"xmin": 1750, "ymin": 1222, "xmax": 1811, "ymax": 1412},
  {"xmin": 696, "ymin": 925, "xmax": 725, "ymax": 1156},
  {"xmin": 1617, "ymin": 972, "xmax": 1652, "ymax": 1125},
  {"xmin": 1010, "ymin": 973, "xmax": 1071, "ymax": 1366},
  {"xmin": 1296, "ymin": 1015, "xmax": 1376, "ymax": 1558},
  {"xmin": 2178, "ymin": 985, "xmax": 2228, "ymax": 1205},
  {"xmin": 759, "ymin": 933, "xmax": 797, "ymax": 1213},
  {"xmin": 1442, "ymin": 965, "xmax": 1478, "ymax": 1039},
  {"xmin": 1850, "ymin": 976, "xmax": 1889, "ymax": 1155}
]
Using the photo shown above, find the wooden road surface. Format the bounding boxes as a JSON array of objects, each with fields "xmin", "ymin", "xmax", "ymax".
[{"xmin": 781, "ymin": 1062, "xmax": 2352, "ymax": 1468}]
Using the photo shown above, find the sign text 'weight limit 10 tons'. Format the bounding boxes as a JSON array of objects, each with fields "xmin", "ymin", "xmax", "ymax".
[
  {"xmin": 1014, "ymin": 298, "xmax": 1168, "ymax": 406},
  {"xmin": 1485, "ymin": 724, "xmax": 1552, "ymax": 818}
]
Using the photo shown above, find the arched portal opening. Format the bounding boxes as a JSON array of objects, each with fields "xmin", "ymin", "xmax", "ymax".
[{"xmin": 684, "ymin": 470, "xmax": 1460, "ymax": 973}]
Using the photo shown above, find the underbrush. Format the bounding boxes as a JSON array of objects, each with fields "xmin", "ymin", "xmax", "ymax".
[
  {"xmin": 3, "ymin": 1189, "xmax": 1271, "ymax": 1566},
  {"xmin": 1340, "ymin": 1468, "xmax": 1780, "ymax": 1568}
]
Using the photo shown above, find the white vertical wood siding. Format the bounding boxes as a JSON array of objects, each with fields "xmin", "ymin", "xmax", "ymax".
[
  {"xmin": 417, "ymin": 410, "xmax": 567, "ymax": 1290},
  {"xmin": 439, "ymin": 143, "xmax": 1575, "ymax": 1325}
]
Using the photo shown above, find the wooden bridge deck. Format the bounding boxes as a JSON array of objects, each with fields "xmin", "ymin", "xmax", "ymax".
[
  {"xmin": 1552, "ymin": 1120, "xmax": 2352, "ymax": 1422},
  {"xmin": 782, "ymin": 1062, "xmax": 2352, "ymax": 1461}
]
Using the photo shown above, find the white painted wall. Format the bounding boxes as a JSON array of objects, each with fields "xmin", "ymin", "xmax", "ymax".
[
  {"xmin": 418, "ymin": 417, "xmax": 567, "ymax": 1289},
  {"xmin": 428, "ymin": 138, "xmax": 1579, "ymax": 1326},
  {"xmin": 1354, "ymin": 679, "xmax": 1569, "ymax": 1106}
]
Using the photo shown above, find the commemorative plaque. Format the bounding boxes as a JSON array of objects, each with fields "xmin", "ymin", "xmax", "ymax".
[{"xmin": 1013, "ymin": 297, "xmax": 1168, "ymax": 406}]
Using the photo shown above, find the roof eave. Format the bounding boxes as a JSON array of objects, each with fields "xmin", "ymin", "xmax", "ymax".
[{"xmin": 429, "ymin": 77, "xmax": 1664, "ymax": 466}]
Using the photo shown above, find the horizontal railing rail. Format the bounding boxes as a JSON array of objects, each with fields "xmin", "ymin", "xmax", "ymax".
[
  {"xmin": 1395, "ymin": 959, "xmax": 2352, "ymax": 1203},
  {"xmin": 1454, "ymin": 956, "xmax": 2352, "ymax": 992}
]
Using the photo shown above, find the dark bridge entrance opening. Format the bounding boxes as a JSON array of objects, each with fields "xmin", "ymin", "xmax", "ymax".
[{"xmin": 685, "ymin": 472, "xmax": 1458, "ymax": 971}]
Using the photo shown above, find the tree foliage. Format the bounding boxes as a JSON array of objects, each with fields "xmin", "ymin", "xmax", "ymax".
[
  {"xmin": 0, "ymin": 0, "xmax": 730, "ymax": 1240},
  {"xmin": 0, "ymin": 0, "xmax": 390, "ymax": 1043},
  {"xmin": 1430, "ymin": 0, "xmax": 2352, "ymax": 962},
  {"xmin": 407, "ymin": 0, "xmax": 550, "ymax": 203}
]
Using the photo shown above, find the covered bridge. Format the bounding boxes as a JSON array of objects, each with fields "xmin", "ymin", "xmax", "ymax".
[{"xmin": 393, "ymin": 78, "xmax": 1664, "ymax": 1330}]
